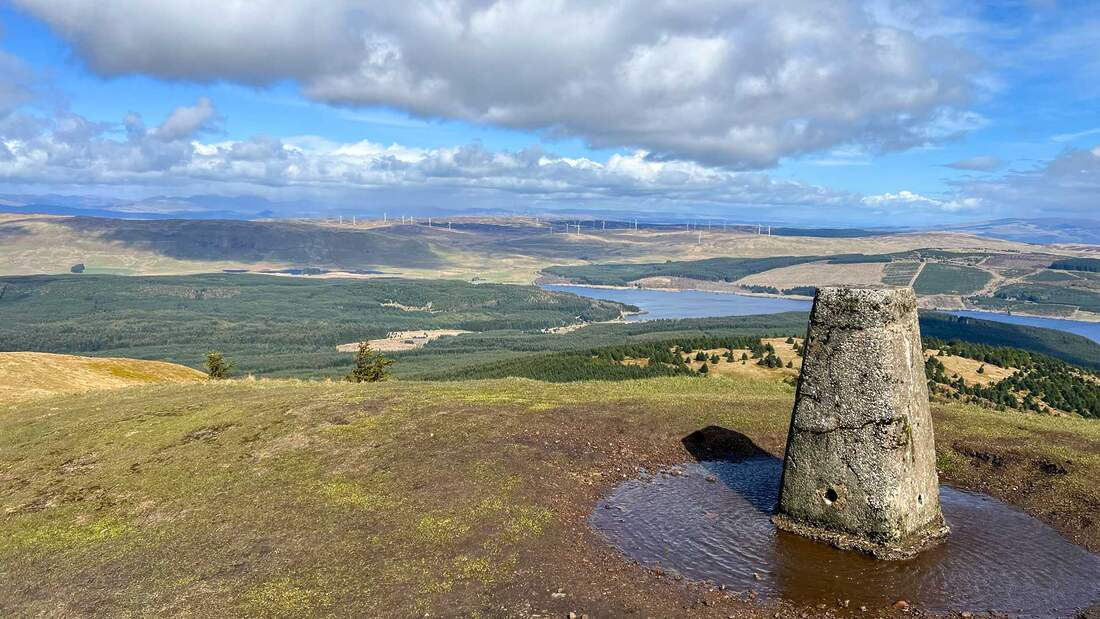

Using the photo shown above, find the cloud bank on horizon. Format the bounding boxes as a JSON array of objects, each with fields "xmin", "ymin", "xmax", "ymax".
[{"xmin": 1, "ymin": 0, "xmax": 1098, "ymax": 224}]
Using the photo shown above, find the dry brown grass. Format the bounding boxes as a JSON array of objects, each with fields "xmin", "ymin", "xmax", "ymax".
[
  {"xmin": 1, "ymin": 213, "xmax": 1051, "ymax": 281},
  {"xmin": 0, "ymin": 352, "xmax": 206, "ymax": 401},
  {"xmin": 634, "ymin": 337, "xmax": 806, "ymax": 380},
  {"xmin": 924, "ymin": 350, "xmax": 1016, "ymax": 386},
  {"xmin": 736, "ymin": 261, "xmax": 887, "ymax": 289}
]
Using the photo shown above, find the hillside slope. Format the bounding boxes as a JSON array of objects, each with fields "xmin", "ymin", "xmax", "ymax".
[
  {"xmin": 0, "ymin": 352, "xmax": 205, "ymax": 400},
  {"xmin": 1, "ymin": 213, "xmax": 1040, "ymax": 282},
  {"xmin": 1, "ymin": 378, "xmax": 1096, "ymax": 617}
]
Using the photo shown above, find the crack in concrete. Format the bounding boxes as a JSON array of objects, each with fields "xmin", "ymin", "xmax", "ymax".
[{"xmin": 793, "ymin": 415, "xmax": 901, "ymax": 435}]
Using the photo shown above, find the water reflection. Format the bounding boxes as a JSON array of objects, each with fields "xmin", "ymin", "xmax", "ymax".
[{"xmin": 591, "ymin": 434, "xmax": 1100, "ymax": 617}]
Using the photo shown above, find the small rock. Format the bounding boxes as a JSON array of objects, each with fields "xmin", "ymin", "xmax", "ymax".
[
  {"xmin": 959, "ymin": 613, "xmax": 973, "ymax": 618},
  {"xmin": 753, "ymin": 572, "xmax": 762, "ymax": 581},
  {"xmin": 893, "ymin": 600, "xmax": 911, "ymax": 611},
  {"xmin": 551, "ymin": 592, "xmax": 566, "ymax": 599},
  {"xmin": 860, "ymin": 606, "xmax": 868, "ymax": 612},
  {"xmin": 705, "ymin": 475, "xmax": 717, "ymax": 482},
  {"xmin": 567, "ymin": 613, "xmax": 577, "ymax": 619},
  {"xmin": 840, "ymin": 599, "xmax": 850, "ymax": 608}
]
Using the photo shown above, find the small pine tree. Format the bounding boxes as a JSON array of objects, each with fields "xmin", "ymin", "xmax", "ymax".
[
  {"xmin": 977, "ymin": 364, "xmax": 985, "ymax": 374},
  {"xmin": 741, "ymin": 352, "xmax": 749, "ymax": 361},
  {"xmin": 204, "ymin": 351, "xmax": 234, "ymax": 380},
  {"xmin": 710, "ymin": 354, "xmax": 720, "ymax": 364},
  {"xmin": 346, "ymin": 343, "xmax": 394, "ymax": 383},
  {"xmin": 698, "ymin": 363, "xmax": 709, "ymax": 375},
  {"xmin": 695, "ymin": 351, "xmax": 707, "ymax": 362},
  {"xmin": 786, "ymin": 360, "xmax": 793, "ymax": 368},
  {"xmin": 785, "ymin": 336, "xmax": 794, "ymax": 344}
]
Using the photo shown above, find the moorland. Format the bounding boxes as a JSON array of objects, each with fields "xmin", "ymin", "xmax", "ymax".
[{"xmin": 4, "ymin": 213, "xmax": 1100, "ymax": 321}]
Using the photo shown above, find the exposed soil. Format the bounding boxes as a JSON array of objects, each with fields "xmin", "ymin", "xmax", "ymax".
[{"xmin": 336, "ymin": 329, "xmax": 473, "ymax": 352}]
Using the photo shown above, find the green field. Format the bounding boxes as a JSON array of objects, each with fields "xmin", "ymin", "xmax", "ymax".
[
  {"xmin": 913, "ymin": 263, "xmax": 992, "ymax": 295},
  {"xmin": 1028, "ymin": 270, "xmax": 1080, "ymax": 283},
  {"xmin": 881, "ymin": 261, "xmax": 922, "ymax": 285}
]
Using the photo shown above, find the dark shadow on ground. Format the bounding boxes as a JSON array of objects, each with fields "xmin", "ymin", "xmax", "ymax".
[
  {"xmin": 681, "ymin": 426, "xmax": 782, "ymax": 515},
  {"xmin": 0, "ymin": 223, "xmax": 30, "ymax": 240},
  {"xmin": 54, "ymin": 217, "xmax": 447, "ymax": 270},
  {"xmin": 681, "ymin": 425, "xmax": 776, "ymax": 463}
]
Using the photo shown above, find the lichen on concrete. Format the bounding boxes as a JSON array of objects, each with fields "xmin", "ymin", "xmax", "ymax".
[{"xmin": 774, "ymin": 286, "xmax": 949, "ymax": 559}]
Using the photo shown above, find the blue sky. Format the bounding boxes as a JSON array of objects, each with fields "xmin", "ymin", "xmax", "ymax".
[{"xmin": 1, "ymin": 1, "xmax": 1098, "ymax": 225}]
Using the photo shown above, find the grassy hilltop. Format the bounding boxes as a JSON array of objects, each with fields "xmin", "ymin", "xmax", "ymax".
[
  {"xmin": 1, "ymin": 377, "xmax": 1097, "ymax": 617},
  {"xmin": 0, "ymin": 352, "xmax": 205, "ymax": 401}
]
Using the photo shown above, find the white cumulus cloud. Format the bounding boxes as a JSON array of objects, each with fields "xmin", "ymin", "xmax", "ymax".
[
  {"xmin": 862, "ymin": 190, "xmax": 981, "ymax": 212},
  {"xmin": 0, "ymin": 103, "xmax": 859, "ymax": 215},
  {"xmin": 14, "ymin": 0, "xmax": 982, "ymax": 168}
]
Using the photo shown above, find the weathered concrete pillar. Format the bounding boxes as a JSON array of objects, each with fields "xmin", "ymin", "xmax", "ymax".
[{"xmin": 773, "ymin": 286, "xmax": 948, "ymax": 559}]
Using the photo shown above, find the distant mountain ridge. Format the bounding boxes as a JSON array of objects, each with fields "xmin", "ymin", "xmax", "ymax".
[
  {"xmin": 2, "ymin": 193, "xmax": 1097, "ymax": 245},
  {"xmin": 946, "ymin": 218, "xmax": 1100, "ymax": 245}
]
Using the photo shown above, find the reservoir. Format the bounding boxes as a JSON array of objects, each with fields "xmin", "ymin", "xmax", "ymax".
[
  {"xmin": 545, "ymin": 284, "xmax": 1100, "ymax": 344},
  {"xmin": 945, "ymin": 310, "xmax": 1100, "ymax": 344},
  {"xmin": 541, "ymin": 285, "xmax": 811, "ymax": 321}
]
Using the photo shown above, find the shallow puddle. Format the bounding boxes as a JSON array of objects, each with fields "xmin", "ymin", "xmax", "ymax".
[{"xmin": 590, "ymin": 457, "xmax": 1100, "ymax": 617}]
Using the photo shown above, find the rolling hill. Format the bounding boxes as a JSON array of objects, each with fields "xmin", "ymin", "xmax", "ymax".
[
  {"xmin": 0, "ymin": 352, "xmax": 206, "ymax": 400},
  {"xmin": 1, "ymin": 212, "xmax": 1046, "ymax": 284}
]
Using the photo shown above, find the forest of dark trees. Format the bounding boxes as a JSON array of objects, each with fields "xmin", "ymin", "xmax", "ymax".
[
  {"xmin": 1050, "ymin": 258, "xmax": 1100, "ymax": 273},
  {"xmin": 924, "ymin": 338, "xmax": 1099, "ymax": 419}
]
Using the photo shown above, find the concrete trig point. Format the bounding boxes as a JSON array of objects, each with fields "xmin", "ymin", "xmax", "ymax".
[{"xmin": 773, "ymin": 286, "xmax": 949, "ymax": 559}]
